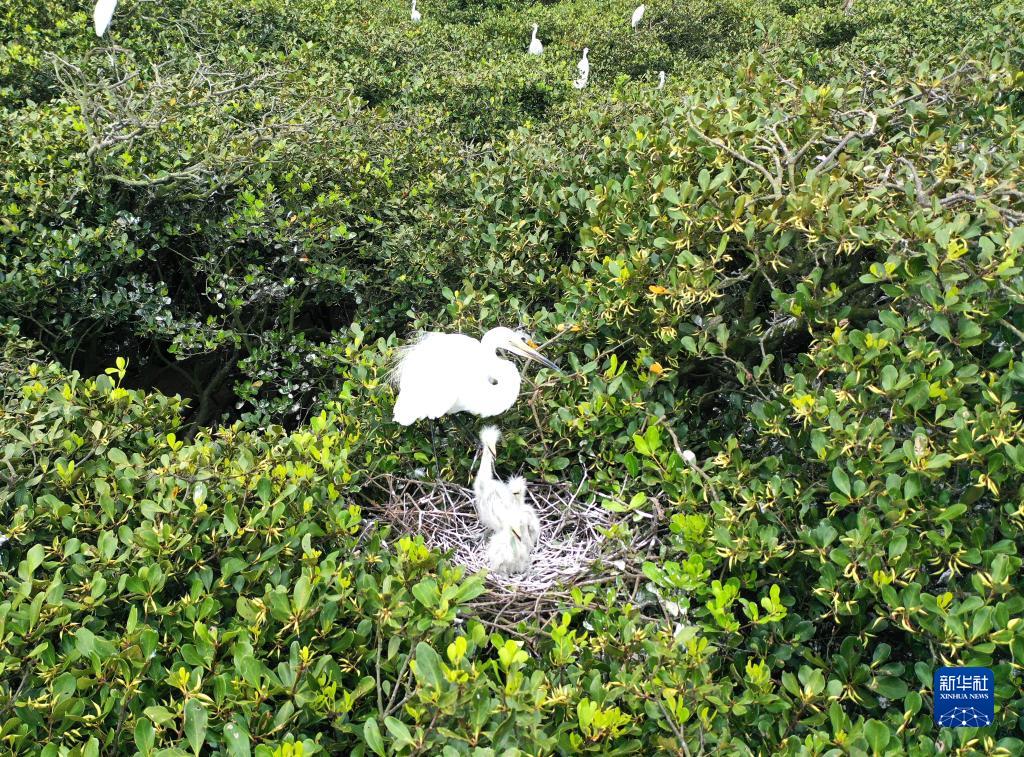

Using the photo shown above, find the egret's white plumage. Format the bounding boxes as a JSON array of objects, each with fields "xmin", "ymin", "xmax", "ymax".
[
  {"xmin": 631, "ymin": 4, "xmax": 646, "ymax": 29},
  {"xmin": 528, "ymin": 24, "xmax": 543, "ymax": 55},
  {"xmin": 391, "ymin": 327, "xmax": 557, "ymax": 425},
  {"xmin": 574, "ymin": 48, "xmax": 589, "ymax": 89},
  {"xmin": 473, "ymin": 426, "xmax": 508, "ymax": 532},
  {"xmin": 506, "ymin": 475, "xmax": 541, "ymax": 551},
  {"xmin": 410, "ymin": 0, "xmax": 421, "ymax": 23},
  {"xmin": 486, "ymin": 527, "xmax": 533, "ymax": 573},
  {"xmin": 658, "ymin": 70, "xmax": 666, "ymax": 89},
  {"xmin": 94, "ymin": 0, "xmax": 118, "ymax": 37}
]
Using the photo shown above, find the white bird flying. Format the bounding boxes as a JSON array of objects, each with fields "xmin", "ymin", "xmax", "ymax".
[
  {"xmin": 94, "ymin": 0, "xmax": 118, "ymax": 37},
  {"xmin": 391, "ymin": 327, "xmax": 558, "ymax": 425},
  {"xmin": 528, "ymin": 24, "xmax": 543, "ymax": 55},
  {"xmin": 574, "ymin": 48, "xmax": 589, "ymax": 89},
  {"xmin": 631, "ymin": 4, "xmax": 646, "ymax": 30},
  {"xmin": 658, "ymin": 70, "xmax": 666, "ymax": 89},
  {"xmin": 411, "ymin": 0, "xmax": 421, "ymax": 23}
]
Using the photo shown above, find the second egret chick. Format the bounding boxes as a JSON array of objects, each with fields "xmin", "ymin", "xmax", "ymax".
[
  {"xmin": 486, "ymin": 527, "xmax": 533, "ymax": 574},
  {"xmin": 506, "ymin": 476, "xmax": 541, "ymax": 551}
]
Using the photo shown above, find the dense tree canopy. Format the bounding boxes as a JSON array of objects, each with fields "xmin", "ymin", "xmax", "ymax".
[{"xmin": 2, "ymin": 0, "xmax": 1023, "ymax": 754}]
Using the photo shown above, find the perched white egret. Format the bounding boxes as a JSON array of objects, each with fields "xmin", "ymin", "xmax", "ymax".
[
  {"xmin": 631, "ymin": 4, "xmax": 646, "ymax": 30},
  {"xmin": 94, "ymin": 0, "xmax": 118, "ymax": 37},
  {"xmin": 410, "ymin": 0, "xmax": 421, "ymax": 23},
  {"xmin": 391, "ymin": 327, "xmax": 558, "ymax": 425},
  {"xmin": 573, "ymin": 48, "xmax": 589, "ymax": 89},
  {"xmin": 658, "ymin": 70, "xmax": 666, "ymax": 89},
  {"xmin": 486, "ymin": 527, "xmax": 533, "ymax": 574},
  {"xmin": 528, "ymin": 24, "xmax": 543, "ymax": 55}
]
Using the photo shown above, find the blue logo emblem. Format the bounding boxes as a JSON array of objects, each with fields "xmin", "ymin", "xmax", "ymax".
[{"xmin": 934, "ymin": 667, "xmax": 994, "ymax": 727}]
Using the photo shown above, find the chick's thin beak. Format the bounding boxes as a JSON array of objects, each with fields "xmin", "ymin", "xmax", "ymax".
[{"xmin": 512, "ymin": 337, "xmax": 561, "ymax": 373}]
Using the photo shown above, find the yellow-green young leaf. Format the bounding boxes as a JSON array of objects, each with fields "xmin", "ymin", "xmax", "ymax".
[{"xmin": 415, "ymin": 641, "xmax": 443, "ymax": 688}]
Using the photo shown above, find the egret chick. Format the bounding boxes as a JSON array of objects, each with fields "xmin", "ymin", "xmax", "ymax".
[
  {"xmin": 507, "ymin": 476, "xmax": 541, "ymax": 551},
  {"xmin": 94, "ymin": 0, "xmax": 117, "ymax": 37},
  {"xmin": 410, "ymin": 0, "xmax": 421, "ymax": 23},
  {"xmin": 574, "ymin": 48, "xmax": 589, "ymax": 89},
  {"xmin": 631, "ymin": 4, "xmax": 646, "ymax": 30},
  {"xmin": 473, "ymin": 426, "xmax": 511, "ymax": 532},
  {"xmin": 486, "ymin": 527, "xmax": 533, "ymax": 574},
  {"xmin": 528, "ymin": 24, "xmax": 543, "ymax": 55},
  {"xmin": 658, "ymin": 70, "xmax": 666, "ymax": 90}
]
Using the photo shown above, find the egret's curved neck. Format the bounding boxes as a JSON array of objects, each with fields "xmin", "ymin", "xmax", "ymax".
[{"xmin": 475, "ymin": 446, "xmax": 494, "ymax": 489}]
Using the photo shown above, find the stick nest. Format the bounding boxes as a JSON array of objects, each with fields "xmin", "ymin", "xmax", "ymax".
[{"xmin": 365, "ymin": 475, "xmax": 654, "ymax": 623}]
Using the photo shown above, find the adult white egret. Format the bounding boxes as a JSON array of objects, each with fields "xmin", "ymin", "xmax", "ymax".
[
  {"xmin": 528, "ymin": 24, "xmax": 543, "ymax": 55},
  {"xmin": 658, "ymin": 70, "xmax": 666, "ymax": 89},
  {"xmin": 573, "ymin": 48, "xmax": 589, "ymax": 89},
  {"xmin": 631, "ymin": 4, "xmax": 646, "ymax": 30},
  {"xmin": 94, "ymin": 0, "xmax": 118, "ymax": 37},
  {"xmin": 391, "ymin": 327, "xmax": 558, "ymax": 425},
  {"xmin": 410, "ymin": 0, "xmax": 421, "ymax": 23}
]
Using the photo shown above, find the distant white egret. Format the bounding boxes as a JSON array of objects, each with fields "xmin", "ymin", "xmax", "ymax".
[
  {"xmin": 410, "ymin": 0, "xmax": 421, "ymax": 23},
  {"xmin": 573, "ymin": 48, "xmax": 589, "ymax": 89},
  {"xmin": 391, "ymin": 327, "xmax": 558, "ymax": 425},
  {"xmin": 658, "ymin": 70, "xmax": 666, "ymax": 89},
  {"xmin": 94, "ymin": 0, "xmax": 118, "ymax": 37},
  {"xmin": 631, "ymin": 4, "xmax": 646, "ymax": 30},
  {"xmin": 528, "ymin": 24, "xmax": 543, "ymax": 55}
]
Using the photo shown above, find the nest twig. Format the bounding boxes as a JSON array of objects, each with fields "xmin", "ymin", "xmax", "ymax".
[{"xmin": 361, "ymin": 475, "xmax": 655, "ymax": 626}]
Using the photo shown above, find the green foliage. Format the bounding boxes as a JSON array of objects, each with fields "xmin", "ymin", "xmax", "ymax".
[{"xmin": 3, "ymin": 0, "xmax": 1024, "ymax": 754}]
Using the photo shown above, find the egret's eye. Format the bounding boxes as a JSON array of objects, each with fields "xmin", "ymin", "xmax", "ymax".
[{"xmin": 488, "ymin": 377, "xmax": 499, "ymax": 386}]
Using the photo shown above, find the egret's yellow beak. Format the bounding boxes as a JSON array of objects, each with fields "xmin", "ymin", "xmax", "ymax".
[{"xmin": 510, "ymin": 335, "xmax": 561, "ymax": 372}]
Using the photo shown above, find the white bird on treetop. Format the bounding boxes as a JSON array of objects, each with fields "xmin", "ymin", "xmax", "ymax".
[
  {"xmin": 528, "ymin": 23, "xmax": 543, "ymax": 55},
  {"xmin": 94, "ymin": 0, "xmax": 118, "ymax": 37},
  {"xmin": 574, "ymin": 48, "xmax": 589, "ymax": 89},
  {"xmin": 410, "ymin": 0, "xmax": 421, "ymax": 23},
  {"xmin": 658, "ymin": 70, "xmax": 666, "ymax": 89},
  {"xmin": 390, "ymin": 327, "xmax": 558, "ymax": 425},
  {"xmin": 632, "ymin": 4, "xmax": 646, "ymax": 30}
]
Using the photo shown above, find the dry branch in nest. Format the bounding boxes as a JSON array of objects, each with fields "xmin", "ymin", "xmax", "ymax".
[{"xmin": 363, "ymin": 475, "xmax": 657, "ymax": 627}]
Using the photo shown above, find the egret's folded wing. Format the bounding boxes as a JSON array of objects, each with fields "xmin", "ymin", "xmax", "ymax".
[{"xmin": 392, "ymin": 345, "xmax": 464, "ymax": 425}]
